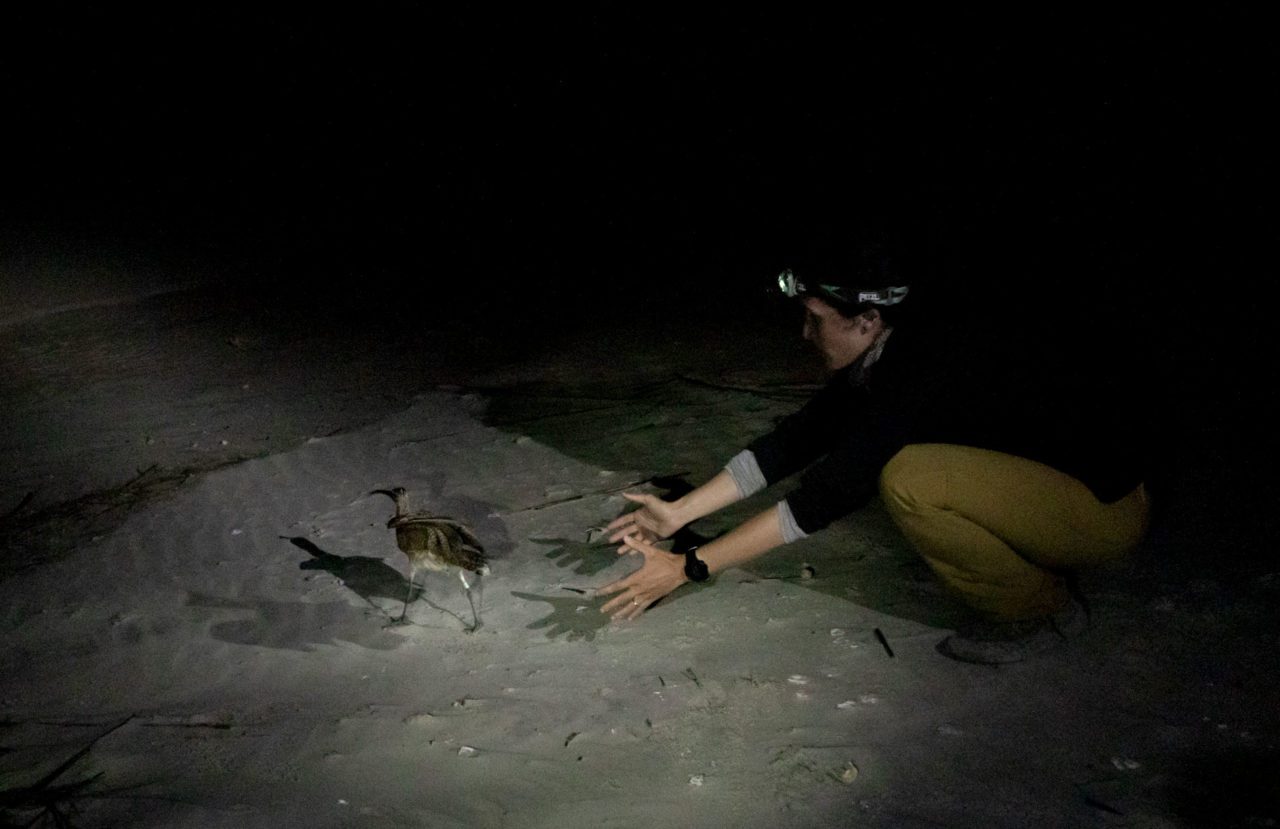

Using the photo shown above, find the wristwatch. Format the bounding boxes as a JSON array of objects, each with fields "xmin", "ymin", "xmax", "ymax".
[{"xmin": 683, "ymin": 547, "xmax": 710, "ymax": 583}]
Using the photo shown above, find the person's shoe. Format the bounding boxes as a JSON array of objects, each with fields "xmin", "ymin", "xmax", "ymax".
[{"xmin": 939, "ymin": 597, "xmax": 1089, "ymax": 665}]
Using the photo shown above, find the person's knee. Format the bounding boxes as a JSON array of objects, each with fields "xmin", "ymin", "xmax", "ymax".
[{"xmin": 879, "ymin": 444, "xmax": 946, "ymax": 514}]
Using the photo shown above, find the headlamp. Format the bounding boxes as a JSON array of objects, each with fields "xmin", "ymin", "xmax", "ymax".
[
  {"xmin": 777, "ymin": 268, "xmax": 803, "ymax": 298},
  {"xmin": 776, "ymin": 268, "xmax": 909, "ymax": 307}
]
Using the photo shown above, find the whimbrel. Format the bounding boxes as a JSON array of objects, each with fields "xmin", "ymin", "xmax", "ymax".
[{"xmin": 371, "ymin": 487, "xmax": 489, "ymax": 631}]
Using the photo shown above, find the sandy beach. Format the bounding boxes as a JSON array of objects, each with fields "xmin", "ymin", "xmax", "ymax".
[{"xmin": 2, "ymin": 249, "xmax": 1277, "ymax": 828}]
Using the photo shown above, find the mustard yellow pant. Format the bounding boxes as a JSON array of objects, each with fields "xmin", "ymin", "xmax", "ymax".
[{"xmin": 879, "ymin": 444, "xmax": 1150, "ymax": 621}]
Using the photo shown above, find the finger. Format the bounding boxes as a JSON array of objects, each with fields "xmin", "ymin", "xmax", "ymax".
[
  {"xmin": 624, "ymin": 524, "xmax": 656, "ymax": 540},
  {"xmin": 601, "ymin": 590, "xmax": 637, "ymax": 614},
  {"xmin": 621, "ymin": 492, "xmax": 655, "ymax": 506},
  {"xmin": 622, "ymin": 533, "xmax": 660, "ymax": 556},
  {"xmin": 595, "ymin": 577, "xmax": 628, "ymax": 598},
  {"xmin": 607, "ymin": 596, "xmax": 633, "ymax": 621},
  {"xmin": 605, "ymin": 513, "xmax": 636, "ymax": 532},
  {"xmin": 613, "ymin": 596, "xmax": 647, "ymax": 622}
]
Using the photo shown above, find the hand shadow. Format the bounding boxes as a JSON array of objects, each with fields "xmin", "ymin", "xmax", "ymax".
[
  {"xmin": 531, "ymin": 536, "xmax": 616, "ymax": 577},
  {"xmin": 512, "ymin": 590, "xmax": 609, "ymax": 642},
  {"xmin": 610, "ymin": 472, "xmax": 715, "ymax": 555}
]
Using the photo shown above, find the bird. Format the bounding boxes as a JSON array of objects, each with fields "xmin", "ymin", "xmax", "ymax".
[{"xmin": 370, "ymin": 487, "xmax": 490, "ymax": 631}]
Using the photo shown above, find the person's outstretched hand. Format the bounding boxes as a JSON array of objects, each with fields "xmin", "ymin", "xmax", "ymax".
[
  {"xmin": 605, "ymin": 492, "xmax": 684, "ymax": 544},
  {"xmin": 596, "ymin": 534, "xmax": 688, "ymax": 621}
]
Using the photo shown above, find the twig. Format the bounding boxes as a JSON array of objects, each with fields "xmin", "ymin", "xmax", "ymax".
[
  {"xmin": 486, "ymin": 402, "xmax": 635, "ymax": 428},
  {"xmin": 125, "ymin": 464, "xmax": 159, "ymax": 487},
  {"xmin": 501, "ymin": 472, "xmax": 690, "ymax": 515},
  {"xmin": 677, "ymin": 373, "xmax": 816, "ymax": 400},
  {"xmin": 1081, "ymin": 793, "xmax": 1125, "ymax": 816},
  {"xmin": 1, "ymin": 714, "xmax": 134, "ymax": 807},
  {"xmin": 388, "ymin": 430, "xmax": 469, "ymax": 451},
  {"xmin": 874, "ymin": 628, "xmax": 895, "ymax": 658},
  {"xmin": 1, "ymin": 491, "xmax": 37, "ymax": 523}
]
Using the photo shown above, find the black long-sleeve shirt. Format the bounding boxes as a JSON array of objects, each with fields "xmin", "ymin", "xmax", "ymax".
[{"xmin": 747, "ymin": 321, "xmax": 1155, "ymax": 535}]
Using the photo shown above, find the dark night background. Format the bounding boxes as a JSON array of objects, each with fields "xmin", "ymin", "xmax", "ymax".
[
  {"xmin": 2, "ymin": 9, "xmax": 1274, "ymax": 550},
  {"xmin": 1, "ymin": 12, "xmax": 1278, "ymax": 825}
]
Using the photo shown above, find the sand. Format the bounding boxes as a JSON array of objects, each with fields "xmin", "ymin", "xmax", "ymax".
[{"xmin": 2, "ymin": 255, "xmax": 1277, "ymax": 828}]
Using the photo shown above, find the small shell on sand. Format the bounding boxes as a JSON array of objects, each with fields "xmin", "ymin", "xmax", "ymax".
[{"xmin": 840, "ymin": 762, "xmax": 859, "ymax": 784}]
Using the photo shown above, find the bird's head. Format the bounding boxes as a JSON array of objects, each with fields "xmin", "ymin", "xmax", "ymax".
[{"xmin": 369, "ymin": 487, "xmax": 410, "ymax": 519}]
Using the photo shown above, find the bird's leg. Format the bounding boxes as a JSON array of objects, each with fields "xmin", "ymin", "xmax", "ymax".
[
  {"xmin": 459, "ymin": 570, "xmax": 483, "ymax": 633},
  {"xmin": 395, "ymin": 567, "xmax": 419, "ymax": 624}
]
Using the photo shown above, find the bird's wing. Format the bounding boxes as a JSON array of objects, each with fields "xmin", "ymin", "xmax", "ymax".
[
  {"xmin": 452, "ymin": 543, "xmax": 489, "ymax": 573},
  {"xmin": 401, "ymin": 515, "xmax": 483, "ymax": 549},
  {"xmin": 451, "ymin": 522, "xmax": 484, "ymax": 551}
]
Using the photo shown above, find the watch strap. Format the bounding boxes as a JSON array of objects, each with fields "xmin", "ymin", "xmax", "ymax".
[{"xmin": 683, "ymin": 548, "xmax": 710, "ymax": 582}]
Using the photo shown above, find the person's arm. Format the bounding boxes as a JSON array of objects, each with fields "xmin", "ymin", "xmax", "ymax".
[
  {"xmin": 673, "ymin": 469, "xmax": 744, "ymax": 526},
  {"xmin": 693, "ymin": 502, "xmax": 786, "ymax": 575},
  {"xmin": 747, "ymin": 378, "xmax": 855, "ymax": 484},
  {"xmin": 597, "ymin": 503, "xmax": 786, "ymax": 621}
]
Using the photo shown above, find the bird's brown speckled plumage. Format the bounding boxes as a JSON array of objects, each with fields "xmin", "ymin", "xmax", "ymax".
[
  {"xmin": 372, "ymin": 487, "xmax": 489, "ymax": 629},
  {"xmin": 388, "ymin": 517, "xmax": 488, "ymax": 574}
]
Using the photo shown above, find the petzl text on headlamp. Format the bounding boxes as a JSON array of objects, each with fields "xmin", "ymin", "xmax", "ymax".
[{"xmin": 776, "ymin": 269, "xmax": 909, "ymax": 307}]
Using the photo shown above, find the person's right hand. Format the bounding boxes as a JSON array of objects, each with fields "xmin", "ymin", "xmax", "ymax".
[{"xmin": 605, "ymin": 492, "xmax": 685, "ymax": 544}]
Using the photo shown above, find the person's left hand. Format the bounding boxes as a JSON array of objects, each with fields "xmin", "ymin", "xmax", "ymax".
[
  {"xmin": 596, "ymin": 534, "xmax": 688, "ymax": 621},
  {"xmin": 605, "ymin": 492, "xmax": 685, "ymax": 544}
]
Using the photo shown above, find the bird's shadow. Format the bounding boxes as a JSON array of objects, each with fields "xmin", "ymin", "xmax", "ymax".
[
  {"xmin": 287, "ymin": 536, "xmax": 406, "ymax": 604},
  {"xmin": 512, "ymin": 590, "xmax": 609, "ymax": 642},
  {"xmin": 285, "ymin": 536, "xmax": 476, "ymax": 630}
]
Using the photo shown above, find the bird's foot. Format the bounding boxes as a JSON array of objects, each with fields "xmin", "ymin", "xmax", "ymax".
[{"xmin": 383, "ymin": 616, "xmax": 412, "ymax": 629}]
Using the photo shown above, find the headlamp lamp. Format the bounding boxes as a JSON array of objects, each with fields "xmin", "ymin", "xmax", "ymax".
[{"xmin": 777, "ymin": 268, "xmax": 803, "ymax": 298}]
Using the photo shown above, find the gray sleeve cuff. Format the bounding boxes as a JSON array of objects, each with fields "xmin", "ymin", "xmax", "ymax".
[
  {"xmin": 725, "ymin": 449, "xmax": 768, "ymax": 498},
  {"xmin": 777, "ymin": 499, "xmax": 809, "ymax": 543}
]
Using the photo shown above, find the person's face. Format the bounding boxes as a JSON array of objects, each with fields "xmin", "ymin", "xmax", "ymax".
[{"xmin": 801, "ymin": 297, "xmax": 882, "ymax": 371}]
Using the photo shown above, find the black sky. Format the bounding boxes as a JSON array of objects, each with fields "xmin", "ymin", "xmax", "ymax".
[
  {"xmin": 1, "ymin": 9, "xmax": 1275, "ymax": 552},
  {"xmin": 1, "ymin": 9, "xmax": 1269, "ymax": 318}
]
